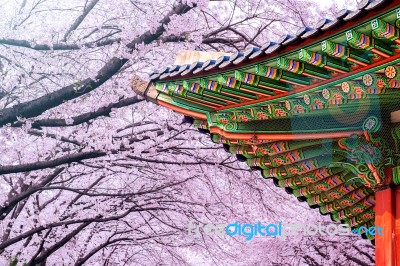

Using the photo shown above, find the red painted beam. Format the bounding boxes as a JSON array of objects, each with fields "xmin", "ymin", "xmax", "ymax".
[{"xmin": 209, "ymin": 126, "xmax": 363, "ymax": 140}]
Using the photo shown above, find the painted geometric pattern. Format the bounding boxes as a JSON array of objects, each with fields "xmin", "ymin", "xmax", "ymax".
[
  {"xmin": 279, "ymin": 168, "xmax": 337, "ymax": 189},
  {"xmin": 276, "ymin": 57, "xmax": 304, "ymax": 74},
  {"xmin": 235, "ymin": 71, "xmax": 260, "ymax": 86},
  {"xmin": 298, "ymin": 49, "xmax": 326, "ymax": 67},
  {"xmin": 229, "ymin": 140, "xmax": 324, "ymax": 158},
  {"xmin": 341, "ymin": 81, "xmax": 366, "ymax": 100},
  {"xmin": 206, "ymin": 74, "xmax": 400, "ymax": 126},
  {"xmin": 218, "ymin": 75, "xmax": 241, "ymax": 89},
  {"xmin": 255, "ymin": 65, "xmax": 282, "ymax": 80},
  {"xmin": 346, "ymin": 30, "xmax": 374, "ymax": 50},
  {"xmin": 247, "ymin": 149, "xmax": 305, "ymax": 168},
  {"xmin": 371, "ymin": 18, "xmax": 399, "ymax": 41},
  {"xmin": 333, "ymin": 196, "xmax": 375, "ymax": 221},
  {"xmin": 293, "ymin": 172, "xmax": 348, "ymax": 198},
  {"xmin": 262, "ymin": 157, "xmax": 330, "ymax": 180},
  {"xmin": 153, "ymin": 8, "xmax": 400, "ymax": 241},
  {"xmin": 310, "ymin": 184, "xmax": 371, "ymax": 207},
  {"xmin": 204, "ymin": 130, "xmax": 385, "ymax": 240},
  {"xmin": 321, "ymin": 40, "xmax": 349, "ymax": 59},
  {"xmin": 361, "ymin": 74, "xmax": 390, "ymax": 91},
  {"xmin": 211, "ymin": 134, "xmax": 274, "ymax": 146},
  {"xmin": 201, "ymin": 79, "xmax": 221, "ymax": 93},
  {"xmin": 319, "ymin": 187, "xmax": 372, "ymax": 214},
  {"xmin": 183, "ymin": 81, "xmax": 204, "ymax": 94}
]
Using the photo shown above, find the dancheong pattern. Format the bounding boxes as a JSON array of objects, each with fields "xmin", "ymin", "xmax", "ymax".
[{"xmin": 150, "ymin": 4, "xmax": 400, "ymax": 241}]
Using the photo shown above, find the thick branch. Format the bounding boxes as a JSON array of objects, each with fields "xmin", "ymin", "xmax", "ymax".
[
  {"xmin": 0, "ymin": 151, "xmax": 106, "ymax": 175},
  {"xmin": 126, "ymin": 1, "xmax": 195, "ymax": 49},
  {"xmin": 126, "ymin": 155, "xmax": 220, "ymax": 166},
  {"xmin": 0, "ymin": 57, "xmax": 128, "ymax": 127},
  {"xmin": 0, "ymin": 168, "xmax": 65, "ymax": 220},
  {"xmin": 31, "ymin": 222, "xmax": 92, "ymax": 265},
  {"xmin": 13, "ymin": 96, "xmax": 144, "ymax": 128},
  {"xmin": 27, "ymin": 130, "xmax": 82, "ymax": 145},
  {"xmin": 0, "ymin": 1, "xmax": 196, "ymax": 128},
  {"xmin": 0, "ymin": 37, "xmax": 121, "ymax": 51},
  {"xmin": 0, "ymin": 1, "xmax": 195, "ymax": 51}
]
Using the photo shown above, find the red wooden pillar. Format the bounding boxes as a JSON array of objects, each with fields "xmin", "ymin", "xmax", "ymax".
[
  {"xmin": 375, "ymin": 167, "xmax": 396, "ymax": 266},
  {"xmin": 395, "ymin": 186, "xmax": 400, "ymax": 266}
]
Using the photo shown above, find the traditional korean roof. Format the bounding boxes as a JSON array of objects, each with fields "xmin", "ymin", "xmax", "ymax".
[{"xmin": 144, "ymin": 0, "xmax": 400, "ymax": 242}]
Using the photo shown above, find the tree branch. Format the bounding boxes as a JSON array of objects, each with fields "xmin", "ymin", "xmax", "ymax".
[
  {"xmin": 0, "ymin": 151, "xmax": 106, "ymax": 175},
  {"xmin": 0, "ymin": 207, "xmax": 166, "ymax": 250},
  {"xmin": 0, "ymin": 57, "xmax": 128, "ymax": 127},
  {"xmin": 27, "ymin": 130, "xmax": 82, "ymax": 145},
  {"xmin": 13, "ymin": 96, "xmax": 144, "ymax": 129},
  {"xmin": 0, "ymin": 37, "xmax": 121, "ymax": 51},
  {"xmin": 30, "ymin": 222, "xmax": 92, "ymax": 265},
  {"xmin": 0, "ymin": 1, "xmax": 197, "ymax": 129},
  {"xmin": 0, "ymin": 168, "xmax": 65, "ymax": 220},
  {"xmin": 126, "ymin": 1, "xmax": 195, "ymax": 49},
  {"xmin": 62, "ymin": 0, "xmax": 101, "ymax": 41}
]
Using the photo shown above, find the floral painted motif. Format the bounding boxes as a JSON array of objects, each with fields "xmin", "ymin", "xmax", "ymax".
[
  {"xmin": 340, "ymin": 199, "xmax": 353, "ymax": 207},
  {"xmin": 385, "ymin": 65, "xmax": 398, "ymax": 79}
]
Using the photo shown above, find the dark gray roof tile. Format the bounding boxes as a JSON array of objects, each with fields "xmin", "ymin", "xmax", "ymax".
[
  {"xmin": 278, "ymin": 34, "xmax": 294, "ymax": 44},
  {"xmin": 194, "ymin": 59, "xmax": 216, "ymax": 73},
  {"xmin": 244, "ymin": 46, "xmax": 260, "ymax": 57},
  {"xmin": 159, "ymin": 72, "xmax": 171, "ymax": 79},
  {"xmin": 160, "ymin": 66, "xmax": 171, "ymax": 74},
  {"xmin": 234, "ymin": 47, "xmax": 259, "ymax": 64},
  {"xmin": 365, "ymin": 0, "xmax": 386, "ymax": 10},
  {"xmin": 181, "ymin": 62, "xmax": 203, "ymax": 76},
  {"xmin": 170, "ymin": 64, "xmax": 189, "ymax": 77},
  {"xmin": 265, "ymin": 43, "xmax": 281, "ymax": 54},
  {"xmin": 321, "ymin": 18, "xmax": 339, "ymax": 30},
  {"xmin": 336, "ymin": 9, "xmax": 352, "ymax": 19},
  {"xmin": 261, "ymin": 41, "xmax": 276, "ymax": 51},
  {"xmin": 301, "ymin": 28, "xmax": 319, "ymax": 39},
  {"xmin": 249, "ymin": 42, "xmax": 277, "ymax": 59},
  {"xmin": 219, "ymin": 52, "xmax": 242, "ymax": 68},
  {"xmin": 205, "ymin": 55, "xmax": 230, "ymax": 71},
  {"xmin": 149, "ymin": 73, "xmax": 161, "ymax": 80},
  {"xmin": 282, "ymin": 35, "xmax": 298, "ymax": 45},
  {"xmin": 296, "ymin": 26, "xmax": 314, "ymax": 37},
  {"xmin": 151, "ymin": 4, "xmax": 389, "ymax": 80},
  {"xmin": 344, "ymin": 9, "xmax": 362, "ymax": 21},
  {"xmin": 357, "ymin": 0, "xmax": 374, "ymax": 9},
  {"xmin": 316, "ymin": 18, "xmax": 333, "ymax": 29}
]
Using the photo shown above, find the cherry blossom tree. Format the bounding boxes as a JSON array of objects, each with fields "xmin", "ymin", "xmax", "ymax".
[{"xmin": 0, "ymin": 0, "xmax": 373, "ymax": 265}]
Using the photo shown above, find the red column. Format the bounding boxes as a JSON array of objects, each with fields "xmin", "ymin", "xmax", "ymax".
[
  {"xmin": 375, "ymin": 186, "xmax": 395, "ymax": 266},
  {"xmin": 395, "ymin": 186, "xmax": 400, "ymax": 266}
]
